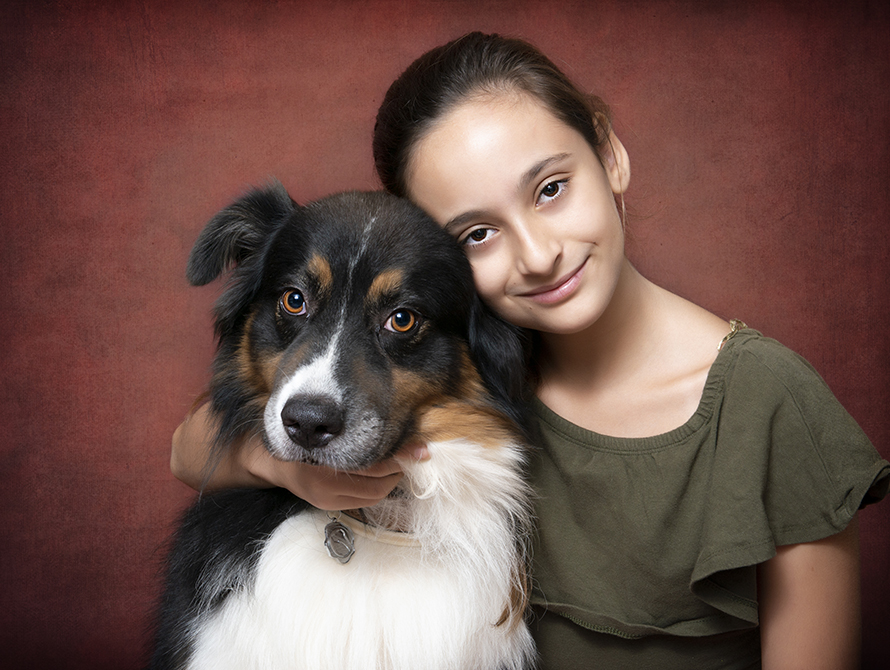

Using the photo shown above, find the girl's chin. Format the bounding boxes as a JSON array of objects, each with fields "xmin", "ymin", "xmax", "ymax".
[{"xmin": 505, "ymin": 306, "xmax": 605, "ymax": 336}]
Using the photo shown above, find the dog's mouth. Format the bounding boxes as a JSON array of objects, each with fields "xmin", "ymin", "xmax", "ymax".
[{"xmin": 280, "ymin": 444, "xmax": 390, "ymax": 471}]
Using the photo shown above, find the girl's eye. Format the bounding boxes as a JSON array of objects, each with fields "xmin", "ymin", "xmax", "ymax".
[
  {"xmin": 461, "ymin": 227, "xmax": 495, "ymax": 247},
  {"xmin": 384, "ymin": 309, "xmax": 418, "ymax": 333},
  {"xmin": 538, "ymin": 178, "xmax": 568, "ymax": 204},
  {"xmin": 280, "ymin": 289, "xmax": 307, "ymax": 316}
]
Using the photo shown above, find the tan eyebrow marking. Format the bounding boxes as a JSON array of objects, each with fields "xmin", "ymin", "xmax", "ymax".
[
  {"xmin": 307, "ymin": 254, "xmax": 333, "ymax": 297},
  {"xmin": 367, "ymin": 268, "xmax": 404, "ymax": 304}
]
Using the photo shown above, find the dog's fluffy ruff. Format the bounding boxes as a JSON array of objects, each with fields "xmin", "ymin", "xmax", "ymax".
[{"xmin": 187, "ymin": 434, "xmax": 535, "ymax": 670}]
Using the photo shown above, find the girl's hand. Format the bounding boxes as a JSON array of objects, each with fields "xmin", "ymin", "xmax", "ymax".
[
  {"xmin": 241, "ymin": 438, "xmax": 426, "ymax": 511},
  {"xmin": 171, "ymin": 402, "xmax": 429, "ymax": 511}
]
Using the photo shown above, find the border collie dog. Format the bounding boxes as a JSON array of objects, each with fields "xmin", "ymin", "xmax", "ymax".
[{"xmin": 150, "ymin": 184, "xmax": 536, "ymax": 670}]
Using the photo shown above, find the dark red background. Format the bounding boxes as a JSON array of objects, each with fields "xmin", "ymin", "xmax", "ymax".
[{"xmin": 2, "ymin": 1, "xmax": 888, "ymax": 667}]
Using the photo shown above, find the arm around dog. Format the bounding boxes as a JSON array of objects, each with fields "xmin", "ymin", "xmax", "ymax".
[{"xmin": 171, "ymin": 402, "xmax": 424, "ymax": 511}]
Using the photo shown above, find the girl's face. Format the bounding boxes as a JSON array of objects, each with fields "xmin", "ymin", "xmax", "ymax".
[{"xmin": 405, "ymin": 92, "xmax": 630, "ymax": 335}]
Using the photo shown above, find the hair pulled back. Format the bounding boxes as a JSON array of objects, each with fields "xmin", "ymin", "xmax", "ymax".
[{"xmin": 373, "ymin": 32, "xmax": 613, "ymax": 198}]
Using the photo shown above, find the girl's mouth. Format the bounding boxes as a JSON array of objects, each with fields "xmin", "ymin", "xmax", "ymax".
[{"xmin": 520, "ymin": 259, "xmax": 587, "ymax": 304}]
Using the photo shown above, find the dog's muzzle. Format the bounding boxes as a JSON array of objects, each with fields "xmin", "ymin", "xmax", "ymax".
[{"xmin": 280, "ymin": 395, "xmax": 344, "ymax": 450}]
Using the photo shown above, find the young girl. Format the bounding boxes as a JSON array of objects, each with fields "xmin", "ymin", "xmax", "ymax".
[{"xmin": 172, "ymin": 33, "xmax": 889, "ymax": 669}]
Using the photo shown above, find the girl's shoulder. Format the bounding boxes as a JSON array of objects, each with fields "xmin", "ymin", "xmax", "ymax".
[
  {"xmin": 713, "ymin": 328, "xmax": 887, "ymax": 505},
  {"xmin": 716, "ymin": 327, "xmax": 836, "ymax": 406}
]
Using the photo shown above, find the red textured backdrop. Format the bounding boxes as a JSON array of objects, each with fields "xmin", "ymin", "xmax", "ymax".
[{"xmin": 1, "ymin": 1, "xmax": 888, "ymax": 668}]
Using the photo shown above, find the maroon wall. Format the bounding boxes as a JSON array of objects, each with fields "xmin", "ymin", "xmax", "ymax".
[{"xmin": 2, "ymin": 1, "xmax": 888, "ymax": 667}]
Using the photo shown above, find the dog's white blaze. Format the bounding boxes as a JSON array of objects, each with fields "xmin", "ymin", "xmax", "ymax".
[
  {"xmin": 187, "ymin": 436, "xmax": 535, "ymax": 670},
  {"xmin": 263, "ymin": 327, "xmax": 344, "ymax": 458},
  {"xmin": 342, "ymin": 214, "xmax": 377, "ymax": 290},
  {"xmin": 355, "ymin": 215, "xmax": 377, "ymax": 266}
]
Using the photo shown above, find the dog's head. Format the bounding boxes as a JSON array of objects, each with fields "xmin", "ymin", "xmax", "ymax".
[{"xmin": 188, "ymin": 182, "xmax": 528, "ymax": 470}]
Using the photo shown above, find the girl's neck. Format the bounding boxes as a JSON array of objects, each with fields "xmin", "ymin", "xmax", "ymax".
[
  {"xmin": 537, "ymin": 258, "xmax": 660, "ymax": 391},
  {"xmin": 534, "ymin": 258, "xmax": 730, "ymax": 437}
]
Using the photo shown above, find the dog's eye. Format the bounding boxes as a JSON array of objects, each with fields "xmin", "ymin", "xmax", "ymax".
[
  {"xmin": 280, "ymin": 289, "xmax": 307, "ymax": 316},
  {"xmin": 384, "ymin": 309, "xmax": 417, "ymax": 333}
]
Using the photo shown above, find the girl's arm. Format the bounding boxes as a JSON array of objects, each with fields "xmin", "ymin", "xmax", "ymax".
[
  {"xmin": 757, "ymin": 516, "xmax": 862, "ymax": 670},
  {"xmin": 170, "ymin": 402, "xmax": 414, "ymax": 511}
]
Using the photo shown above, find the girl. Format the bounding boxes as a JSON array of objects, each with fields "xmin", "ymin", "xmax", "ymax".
[{"xmin": 172, "ymin": 33, "xmax": 889, "ymax": 669}]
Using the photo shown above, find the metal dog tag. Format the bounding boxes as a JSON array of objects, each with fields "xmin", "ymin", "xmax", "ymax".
[{"xmin": 324, "ymin": 517, "xmax": 355, "ymax": 564}]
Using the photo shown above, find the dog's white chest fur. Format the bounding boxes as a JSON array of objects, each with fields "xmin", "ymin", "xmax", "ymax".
[{"xmin": 188, "ymin": 438, "xmax": 535, "ymax": 670}]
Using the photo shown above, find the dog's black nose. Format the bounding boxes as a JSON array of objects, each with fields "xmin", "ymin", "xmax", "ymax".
[{"xmin": 280, "ymin": 396, "xmax": 344, "ymax": 449}]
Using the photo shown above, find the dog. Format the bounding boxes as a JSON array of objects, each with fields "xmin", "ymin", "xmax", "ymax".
[{"xmin": 149, "ymin": 183, "xmax": 536, "ymax": 670}]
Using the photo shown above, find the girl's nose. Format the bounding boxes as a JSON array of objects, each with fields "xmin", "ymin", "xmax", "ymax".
[{"xmin": 513, "ymin": 217, "xmax": 561, "ymax": 277}]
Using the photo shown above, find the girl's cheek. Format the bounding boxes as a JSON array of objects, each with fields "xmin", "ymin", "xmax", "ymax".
[
  {"xmin": 470, "ymin": 266, "xmax": 507, "ymax": 310},
  {"xmin": 468, "ymin": 261, "xmax": 490, "ymax": 294}
]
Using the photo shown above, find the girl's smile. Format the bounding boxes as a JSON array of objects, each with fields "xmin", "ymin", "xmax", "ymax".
[
  {"xmin": 517, "ymin": 258, "xmax": 587, "ymax": 305},
  {"xmin": 406, "ymin": 91, "xmax": 630, "ymax": 335}
]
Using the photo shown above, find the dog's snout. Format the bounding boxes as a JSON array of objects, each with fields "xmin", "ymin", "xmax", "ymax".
[{"xmin": 280, "ymin": 396, "xmax": 344, "ymax": 450}]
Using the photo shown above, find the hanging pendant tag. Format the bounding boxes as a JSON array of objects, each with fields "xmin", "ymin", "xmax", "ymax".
[{"xmin": 324, "ymin": 516, "xmax": 355, "ymax": 564}]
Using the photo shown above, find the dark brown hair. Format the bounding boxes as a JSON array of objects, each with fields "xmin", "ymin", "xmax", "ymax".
[{"xmin": 373, "ymin": 31, "xmax": 613, "ymax": 197}]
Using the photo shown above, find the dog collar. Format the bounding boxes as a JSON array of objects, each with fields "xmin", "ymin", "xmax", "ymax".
[
  {"xmin": 338, "ymin": 512, "xmax": 422, "ymax": 548},
  {"xmin": 323, "ymin": 511, "xmax": 421, "ymax": 564}
]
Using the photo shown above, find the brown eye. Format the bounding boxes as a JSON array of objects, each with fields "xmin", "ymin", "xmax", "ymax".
[
  {"xmin": 538, "ymin": 178, "xmax": 568, "ymax": 204},
  {"xmin": 280, "ymin": 289, "xmax": 307, "ymax": 316},
  {"xmin": 541, "ymin": 182, "xmax": 560, "ymax": 197},
  {"xmin": 384, "ymin": 309, "xmax": 417, "ymax": 333},
  {"xmin": 461, "ymin": 227, "xmax": 494, "ymax": 247}
]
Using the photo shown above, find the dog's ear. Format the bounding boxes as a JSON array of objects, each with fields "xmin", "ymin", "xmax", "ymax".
[
  {"xmin": 468, "ymin": 298, "xmax": 534, "ymax": 433},
  {"xmin": 187, "ymin": 181, "xmax": 296, "ymax": 286}
]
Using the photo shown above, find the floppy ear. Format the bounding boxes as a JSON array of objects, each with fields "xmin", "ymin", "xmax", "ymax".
[
  {"xmin": 187, "ymin": 181, "xmax": 296, "ymax": 286},
  {"xmin": 468, "ymin": 297, "xmax": 534, "ymax": 434}
]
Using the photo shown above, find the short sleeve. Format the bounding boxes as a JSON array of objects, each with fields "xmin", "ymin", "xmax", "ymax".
[{"xmin": 690, "ymin": 334, "xmax": 890, "ymax": 624}]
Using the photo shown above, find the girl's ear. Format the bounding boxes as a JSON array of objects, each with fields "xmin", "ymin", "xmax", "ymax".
[{"xmin": 602, "ymin": 131, "xmax": 631, "ymax": 195}]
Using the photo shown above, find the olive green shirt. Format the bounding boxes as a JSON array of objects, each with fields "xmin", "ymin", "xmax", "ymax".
[{"xmin": 529, "ymin": 329, "xmax": 889, "ymax": 669}]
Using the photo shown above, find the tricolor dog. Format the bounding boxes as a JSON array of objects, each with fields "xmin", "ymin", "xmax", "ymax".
[{"xmin": 149, "ymin": 184, "xmax": 536, "ymax": 670}]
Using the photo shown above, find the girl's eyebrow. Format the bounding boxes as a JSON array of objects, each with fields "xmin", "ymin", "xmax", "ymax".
[
  {"xmin": 444, "ymin": 152, "xmax": 572, "ymax": 234},
  {"xmin": 519, "ymin": 153, "xmax": 571, "ymax": 191},
  {"xmin": 444, "ymin": 209, "xmax": 487, "ymax": 235}
]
